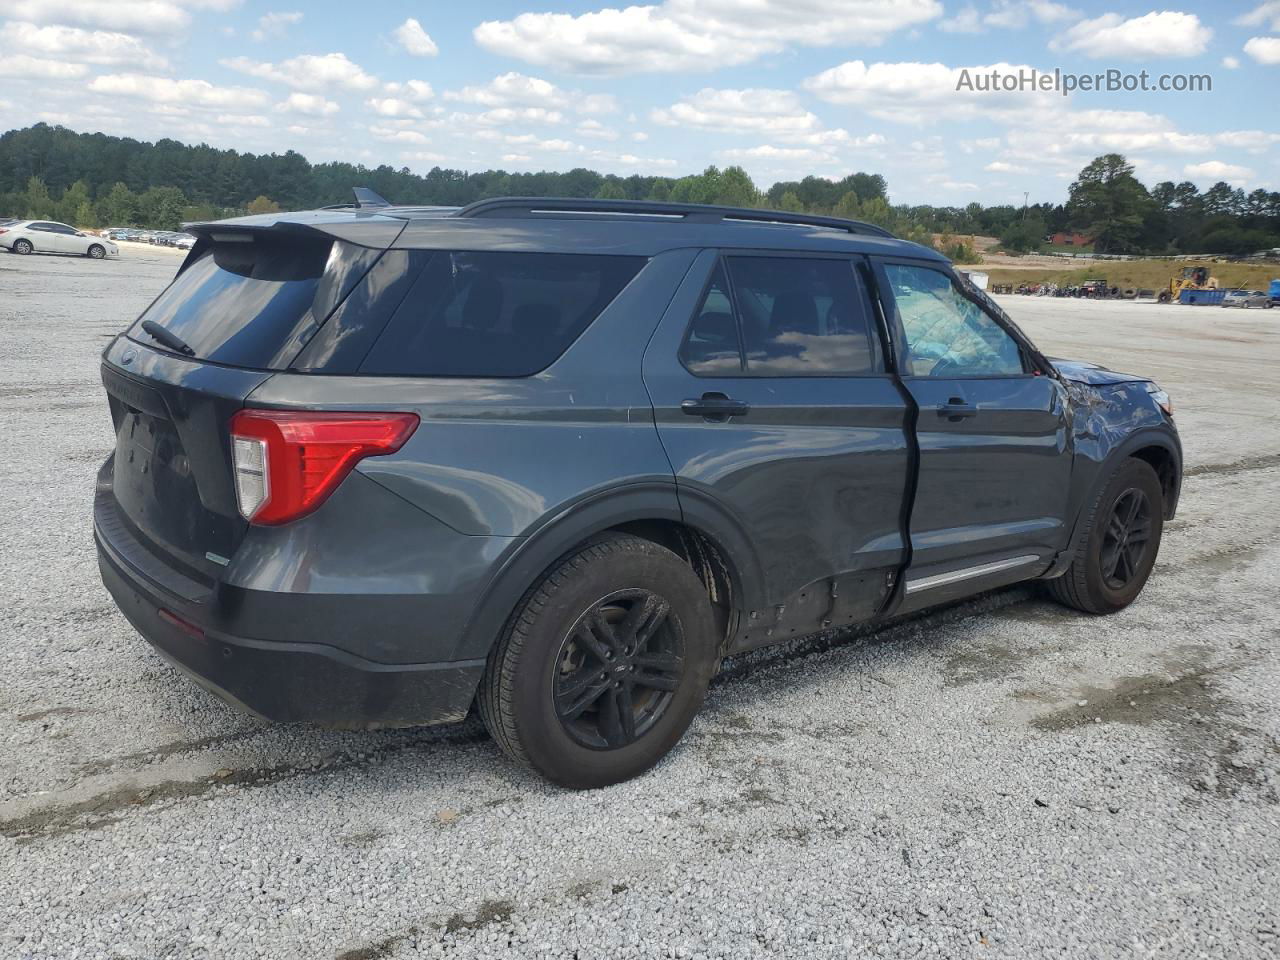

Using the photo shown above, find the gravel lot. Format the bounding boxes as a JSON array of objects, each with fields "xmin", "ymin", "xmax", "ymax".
[{"xmin": 2, "ymin": 249, "xmax": 1278, "ymax": 959}]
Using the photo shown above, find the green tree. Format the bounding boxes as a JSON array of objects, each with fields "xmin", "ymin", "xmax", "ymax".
[
  {"xmin": 137, "ymin": 185, "xmax": 187, "ymax": 228},
  {"xmin": 23, "ymin": 176, "xmax": 54, "ymax": 218},
  {"xmin": 247, "ymin": 194, "xmax": 281, "ymax": 214},
  {"xmin": 1065, "ymin": 154, "xmax": 1152, "ymax": 253},
  {"xmin": 999, "ymin": 217, "xmax": 1046, "ymax": 253},
  {"xmin": 57, "ymin": 179, "xmax": 92, "ymax": 224},
  {"xmin": 594, "ymin": 179, "xmax": 627, "ymax": 200},
  {"xmin": 97, "ymin": 182, "xmax": 138, "ymax": 225}
]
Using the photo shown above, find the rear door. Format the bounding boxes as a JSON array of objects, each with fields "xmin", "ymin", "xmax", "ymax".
[
  {"xmin": 48, "ymin": 223, "xmax": 87, "ymax": 254},
  {"xmin": 643, "ymin": 250, "xmax": 912, "ymax": 637},
  {"xmin": 871, "ymin": 258, "xmax": 1072, "ymax": 601},
  {"xmin": 100, "ymin": 230, "xmax": 387, "ymax": 585}
]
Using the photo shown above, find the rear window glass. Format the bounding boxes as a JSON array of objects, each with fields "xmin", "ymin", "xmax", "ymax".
[
  {"xmin": 358, "ymin": 252, "xmax": 646, "ymax": 377},
  {"xmin": 129, "ymin": 236, "xmax": 335, "ymax": 369}
]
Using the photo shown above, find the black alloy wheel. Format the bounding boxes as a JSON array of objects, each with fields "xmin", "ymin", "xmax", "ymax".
[
  {"xmin": 553, "ymin": 589, "xmax": 684, "ymax": 750},
  {"xmin": 1099, "ymin": 488, "xmax": 1153, "ymax": 591}
]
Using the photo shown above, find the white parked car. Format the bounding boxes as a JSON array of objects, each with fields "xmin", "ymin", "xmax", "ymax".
[
  {"xmin": 1221, "ymin": 289, "xmax": 1272, "ymax": 309},
  {"xmin": 0, "ymin": 220, "xmax": 119, "ymax": 259}
]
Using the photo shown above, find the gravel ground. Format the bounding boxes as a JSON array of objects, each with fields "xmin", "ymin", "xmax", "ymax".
[{"xmin": 1, "ymin": 251, "xmax": 1278, "ymax": 959}]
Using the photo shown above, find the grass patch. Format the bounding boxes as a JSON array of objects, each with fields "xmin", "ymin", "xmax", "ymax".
[{"xmin": 985, "ymin": 259, "xmax": 1279, "ymax": 292}]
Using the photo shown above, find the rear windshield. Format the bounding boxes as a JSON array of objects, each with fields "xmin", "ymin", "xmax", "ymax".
[
  {"xmin": 357, "ymin": 251, "xmax": 646, "ymax": 377},
  {"xmin": 129, "ymin": 235, "xmax": 335, "ymax": 369}
]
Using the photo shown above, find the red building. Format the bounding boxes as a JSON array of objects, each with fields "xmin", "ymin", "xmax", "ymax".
[{"xmin": 1047, "ymin": 232, "xmax": 1093, "ymax": 247}]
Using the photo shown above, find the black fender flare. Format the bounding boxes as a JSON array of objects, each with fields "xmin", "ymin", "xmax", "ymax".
[
  {"xmin": 1048, "ymin": 425, "xmax": 1182, "ymax": 577},
  {"xmin": 450, "ymin": 481, "xmax": 768, "ymax": 661}
]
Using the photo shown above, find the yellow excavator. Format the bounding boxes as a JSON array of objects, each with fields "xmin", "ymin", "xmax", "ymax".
[{"xmin": 1158, "ymin": 265, "xmax": 1218, "ymax": 303}]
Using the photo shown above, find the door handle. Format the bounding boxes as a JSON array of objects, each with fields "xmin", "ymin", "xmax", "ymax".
[
  {"xmin": 681, "ymin": 393, "xmax": 750, "ymax": 421},
  {"xmin": 937, "ymin": 399, "xmax": 978, "ymax": 420}
]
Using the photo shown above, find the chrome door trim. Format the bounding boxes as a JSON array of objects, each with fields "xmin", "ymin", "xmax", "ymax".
[{"xmin": 904, "ymin": 554, "xmax": 1040, "ymax": 595}]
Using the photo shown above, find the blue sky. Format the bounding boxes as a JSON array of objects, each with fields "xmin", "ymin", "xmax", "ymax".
[{"xmin": 0, "ymin": 1, "xmax": 1277, "ymax": 205}]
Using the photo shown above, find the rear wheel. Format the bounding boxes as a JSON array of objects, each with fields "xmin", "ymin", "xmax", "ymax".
[
  {"xmin": 1047, "ymin": 458, "xmax": 1164, "ymax": 614},
  {"xmin": 87, "ymin": 244, "xmax": 106, "ymax": 259},
  {"xmin": 479, "ymin": 533, "xmax": 717, "ymax": 788},
  {"xmin": 12, "ymin": 238, "xmax": 32, "ymax": 255}
]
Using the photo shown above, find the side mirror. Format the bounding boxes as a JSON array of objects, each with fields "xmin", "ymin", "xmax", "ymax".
[{"xmin": 76, "ymin": 231, "xmax": 86, "ymax": 237}]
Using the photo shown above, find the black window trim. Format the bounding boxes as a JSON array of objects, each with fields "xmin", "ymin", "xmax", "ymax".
[
  {"xmin": 678, "ymin": 248, "xmax": 891, "ymax": 381},
  {"xmin": 870, "ymin": 254, "xmax": 1050, "ymax": 381}
]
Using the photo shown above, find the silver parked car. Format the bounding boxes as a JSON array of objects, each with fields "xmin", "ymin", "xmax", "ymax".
[
  {"xmin": 0, "ymin": 220, "xmax": 118, "ymax": 258},
  {"xmin": 1221, "ymin": 289, "xmax": 1272, "ymax": 308}
]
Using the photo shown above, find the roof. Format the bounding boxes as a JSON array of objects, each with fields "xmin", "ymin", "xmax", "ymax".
[{"xmin": 186, "ymin": 193, "xmax": 945, "ymax": 262}]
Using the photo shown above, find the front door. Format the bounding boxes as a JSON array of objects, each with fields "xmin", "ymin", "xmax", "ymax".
[
  {"xmin": 872, "ymin": 259, "xmax": 1073, "ymax": 602},
  {"xmin": 643, "ymin": 250, "xmax": 913, "ymax": 643}
]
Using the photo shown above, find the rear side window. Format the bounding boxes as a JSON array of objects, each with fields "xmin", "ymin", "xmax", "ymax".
[
  {"xmin": 358, "ymin": 252, "xmax": 645, "ymax": 377},
  {"xmin": 128, "ymin": 235, "xmax": 372, "ymax": 370},
  {"xmin": 680, "ymin": 256, "xmax": 881, "ymax": 377}
]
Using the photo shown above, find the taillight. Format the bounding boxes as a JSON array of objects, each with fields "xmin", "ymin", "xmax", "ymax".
[
  {"xmin": 229, "ymin": 410, "xmax": 419, "ymax": 525},
  {"xmin": 0, "ymin": 228, "xmax": 8, "ymax": 235}
]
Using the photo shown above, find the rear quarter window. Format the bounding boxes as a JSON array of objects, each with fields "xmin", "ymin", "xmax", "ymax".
[{"xmin": 357, "ymin": 251, "xmax": 646, "ymax": 377}]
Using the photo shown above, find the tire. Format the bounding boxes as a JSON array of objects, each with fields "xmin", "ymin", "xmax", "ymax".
[
  {"xmin": 1047, "ymin": 458, "xmax": 1164, "ymax": 615},
  {"xmin": 478, "ymin": 533, "xmax": 718, "ymax": 789},
  {"xmin": 12, "ymin": 238, "xmax": 32, "ymax": 255},
  {"xmin": 87, "ymin": 244, "xmax": 106, "ymax": 259}
]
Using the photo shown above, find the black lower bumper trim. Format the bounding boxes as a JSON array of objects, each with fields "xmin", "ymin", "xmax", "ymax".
[{"xmin": 98, "ymin": 538, "xmax": 485, "ymax": 730}]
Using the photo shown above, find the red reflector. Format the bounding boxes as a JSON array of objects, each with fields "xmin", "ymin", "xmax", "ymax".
[
  {"xmin": 229, "ymin": 410, "xmax": 419, "ymax": 526},
  {"xmin": 159, "ymin": 608, "xmax": 205, "ymax": 640}
]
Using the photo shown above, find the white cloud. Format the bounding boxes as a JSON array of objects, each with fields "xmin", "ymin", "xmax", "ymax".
[
  {"xmin": 394, "ymin": 18, "xmax": 438, "ymax": 57},
  {"xmin": 371, "ymin": 125, "xmax": 429, "ymax": 144},
  {"xmin": 89, "ymin": 73, "xmax": 268, "ymax": 108},
  {"xmin": 252, "ymin": 11, "xmax": 303, "ymax": 42},
  {"xmin": 652, "ymin": 88, "xmax": 825, "ymax": 136},
  {"xmin": 502, "ymin": 153, "xmax": 533, "ymax": 164},
  {"xmin": 459, "ymin": 107, "xmax": 567, "ymax": 126},
  {"xmin": 222, "ymin": 53, "xmax": 377, "ymax": 91},
  {"xmin": 1216, "ymin": 130, "xmax": 1280, "ymax": 153},
  {"xmin": 0, "ymin": 22, "xmax": 169, "ymax": 69},
  {"xmin": 984, "ymin": 0, "xmax": 1078, "ymax": 29},
  {"xmin": 215, "ymin": 113, "xmax": 270, "ymax": 127},
  {"xmin": 576, "ymin": 119, "xmax": 619, "ymax": 140},
  {"xmin": 1235, "ymin": 2, "xmax": 1280, "ymax": 31},
  {"xmin": 1243, "ymin": 36, "xmax": 1280, "ymax": 64},
  {"xmin": 985, "ymin": 160, "xmax": 1030, "ymax": 173},
  {"xmin": 276, "ymin": 92, "xmax": 340, "ymax": 116},
  {"xmin": 721, "ymin": 144, "xmax": 840, "ymax": 164},
  {"xmin": 1222, "ymin": 55, "xmax": 1241, "ymax": 69},
  {"xmin": 445, "ymin": 72, "xmax": 617, "ymax": 115},
  {"xmin": 382, "ymin": 80, "xmax": 434, "ymax": 102},
  {"xmin": 1184, "ymin": 160, "xmax": 1255, "ymax": 186},
  {"xmin": 0, "ymin": 55, "xmax": 91, "ymax": 80},
  {"xmin": 2, "ymin": 0, "xmax": 193, "ymax": 34},
  {"xmin": 474, "ymin": 0, "xmax": 943, "ymax": 74},
  {"xmin": 631, "ymin": 131, "xmax": 649, "ymax": 142},
  {"xmin": 1052, "ymin": 11, "xmax": 1211, "ymax": 60},
  {"xmin": 367, "ymin": 97, "xmax": 424, "ymax": 119},
  {"xmin": 939, "ymin": 6, "xmax": 984, "ymax": 33},
  {"xmin": 804, "ymin": 60, "xmax": 1057, "ymax": 125}
]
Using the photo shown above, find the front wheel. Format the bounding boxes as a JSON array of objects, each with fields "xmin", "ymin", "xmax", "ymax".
[
  {"xmin": 1047, "ymin": 458, "xmax": 1164, "ymax": 614},
  {"xmin": 478, "ymin": 533, "xmax": 717, "ymax": 789},
  {"xmin": 12, "ymin": 238, "xmax": 33, "ymax": 255},
  {"xmin": 87, "ymin": 244, "xmax": 106, "ymax": 259}
]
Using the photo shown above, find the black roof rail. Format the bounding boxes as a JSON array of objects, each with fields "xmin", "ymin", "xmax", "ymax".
[{"xmin": 454, "ymin": 197, "xmax": 895, "ymax": 239}]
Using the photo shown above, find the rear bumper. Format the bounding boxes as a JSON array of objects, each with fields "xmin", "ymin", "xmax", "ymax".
[{"xmin": 96, "ymin": 525, "xmax": 486, "ymax": 730}]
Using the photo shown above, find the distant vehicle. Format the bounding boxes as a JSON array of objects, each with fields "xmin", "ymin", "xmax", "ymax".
[
  {"xmin": 174, "ymin": 234, "xmax": 196, "ymax": 249},
  {"xmin": 95, "ymin": 191, "xmax": 1182, "ymax": 788},
  {"xmin": 1159, "ymin": 265, "xmax": 1218, "ymax": 303},
  {"xmin": 0, "ymin": 220, "xmax": 118, "ymax": 258},
  {"xmin": 1221, "ymin": 289, "xmax": 1272, "ymax": 309}
]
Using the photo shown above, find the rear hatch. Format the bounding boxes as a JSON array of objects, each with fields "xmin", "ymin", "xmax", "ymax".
[{"xmin": 99, "ymin": 224, "xmax": 394, "ymax": 587}]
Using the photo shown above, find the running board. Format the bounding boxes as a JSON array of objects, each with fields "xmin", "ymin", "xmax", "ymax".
[{"xmin": 904, "ymin": 555, "xmax": 1041, "ymax": 595}]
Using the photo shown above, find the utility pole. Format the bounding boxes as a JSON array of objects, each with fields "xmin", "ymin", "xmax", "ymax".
[{"xmin": 1022, "ymin": 191, "xmax": 1029, "ymax": 220}]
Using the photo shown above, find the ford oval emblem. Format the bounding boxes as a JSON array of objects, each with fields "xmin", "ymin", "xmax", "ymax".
[{"xmin": 120, "ymin": 348, "xmax": 137, "ymax": 365}]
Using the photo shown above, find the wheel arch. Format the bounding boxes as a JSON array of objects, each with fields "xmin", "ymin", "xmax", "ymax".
[
  {"xmin": 452, "ymin": 482, "xmax": 767, "ymax": 661},
  {"xmin": 1050, "ymin": 425, "xmax": 1181, "ymax": 578}
]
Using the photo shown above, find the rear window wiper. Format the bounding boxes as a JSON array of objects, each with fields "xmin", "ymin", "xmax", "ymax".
[{"xmin": 141, "ymin": 320, "xmax": 196, "ymax": 357}]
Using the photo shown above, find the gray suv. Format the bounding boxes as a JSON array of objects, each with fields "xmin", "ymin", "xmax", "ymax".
[{"xmin": 96, "ymin": 194, "xmax": 1181, "ymax": 787}]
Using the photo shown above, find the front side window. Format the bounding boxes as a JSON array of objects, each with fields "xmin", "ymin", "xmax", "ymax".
[{"xmin": 882, "ymin": 263, "xmax": 1024, "ymax": 377}]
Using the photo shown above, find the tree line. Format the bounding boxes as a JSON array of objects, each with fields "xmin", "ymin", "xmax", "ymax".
[{"xmin": 2, "ymin": 124, "xmax": 1276, "ymax": 257}]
